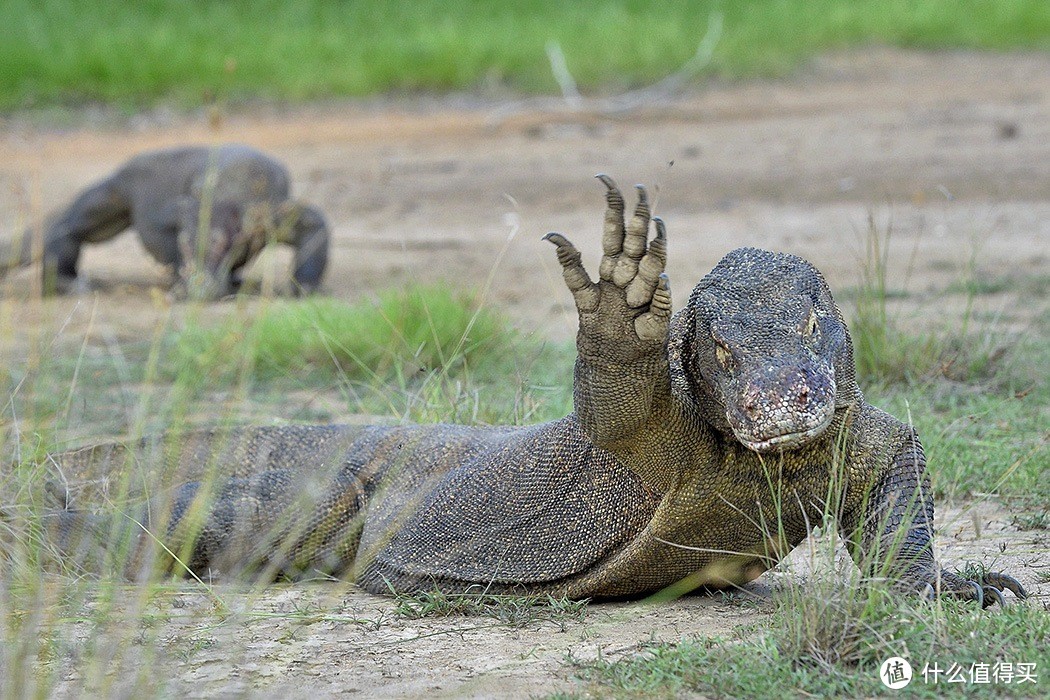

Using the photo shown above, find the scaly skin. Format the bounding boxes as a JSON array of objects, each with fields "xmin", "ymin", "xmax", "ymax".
[
  {"xmin": 0, "ymin": 144, "xmax": 329, "ymax": 298},
  {"xmin": 38, "ymin": 177, "xmax": 1024, "ymax": 606}
]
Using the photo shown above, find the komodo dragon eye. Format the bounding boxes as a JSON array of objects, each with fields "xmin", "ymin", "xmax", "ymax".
[
  {"xmin": 715, "ymin": 342, "xmax": 735, "ymax": 370},
  {"xmin": 803, "ymin": 310, "xmax": 820, "ymax": 343}
]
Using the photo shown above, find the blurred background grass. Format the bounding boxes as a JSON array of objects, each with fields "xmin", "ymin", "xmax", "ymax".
[{"xmin": 1, "ymin": 0, "xmax": 1047, "ymax": 110}]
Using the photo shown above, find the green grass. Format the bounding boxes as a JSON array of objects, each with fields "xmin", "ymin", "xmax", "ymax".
[
  {"xmin": 392, "ymin": 589, "xmax": 588, "ymax": 629},
  {"xmin": 1011, "ymin": 510, "xmax": 1050, "ymax": 531},
  {"xmin": 872, "ymin": 376, "xmax": 1048, "ymax": 503},
  {"xmin": 569, "ymin": 592, "xmax": 1050, "ymax": 698},
  {"xmin": 163, "ymin": 284, "xmax": 572, "ymax": 425},
  {"xmin": 1, "ymin": 0, "xmax": 1048, "ymax": 110},
  {"xmin": 170, "ymin": 285, "xmax": 514, "ymax": 384}
]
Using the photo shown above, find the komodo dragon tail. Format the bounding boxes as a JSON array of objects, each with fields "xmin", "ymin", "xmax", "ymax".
[{"xmin": 17, "ymin": 424, "xmax": 365, "ymax": 579}]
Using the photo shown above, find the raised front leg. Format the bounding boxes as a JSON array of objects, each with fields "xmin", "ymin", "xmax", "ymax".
[
  {"xmin": 545, "ymin": 175, "xmax": 672, "ymax": 449},
  {"xmin": 840, "ymin": 427, "xmax": 1026, "ymax": 608}
]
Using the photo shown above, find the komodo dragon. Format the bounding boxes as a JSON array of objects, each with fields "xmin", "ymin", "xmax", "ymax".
[
  {"xmin": 0, "ymin": 144, "xmax": 329, "ymax": 298},
  {"xmin": 38, "ymin": 176, "xmax": 1025, "ymax": 607}
]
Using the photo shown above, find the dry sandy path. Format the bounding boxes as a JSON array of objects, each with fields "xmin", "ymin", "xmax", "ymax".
[{"xmin": 2, "ymin": 49, "xmax": 1047, "ymax": 341}]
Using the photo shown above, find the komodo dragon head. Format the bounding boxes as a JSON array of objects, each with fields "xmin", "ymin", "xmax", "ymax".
[{"xmin": 669, "ymin": 247, "xmax": 862, "ymax": 453}]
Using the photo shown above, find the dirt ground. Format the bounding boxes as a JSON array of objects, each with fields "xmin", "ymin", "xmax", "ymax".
[{"xmin": 1, "ymin": 49, "xmax": 1048, "ymax": 697}]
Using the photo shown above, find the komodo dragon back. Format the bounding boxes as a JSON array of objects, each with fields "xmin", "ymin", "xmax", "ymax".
[{"xmin": 28, "ymin": 176, "xmax": 1026, "ymax": 608}]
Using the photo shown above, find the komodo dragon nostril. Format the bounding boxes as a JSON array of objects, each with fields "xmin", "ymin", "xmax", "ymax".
[{"xmin": 742, "ymin": 391, "xmax": 760, "ymax": 417}]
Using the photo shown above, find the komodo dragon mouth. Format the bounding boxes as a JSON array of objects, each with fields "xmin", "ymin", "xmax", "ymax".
[
  {"xmin": 725, "ymin": 360, "xmax": 839, "ymax": 453},
  {"xmin": 733, "ymin": 403, "xmax": 836, "ymax": 452}
]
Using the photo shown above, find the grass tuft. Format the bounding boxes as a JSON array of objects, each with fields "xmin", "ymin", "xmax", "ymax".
[
  {"xmin": 570, "ymin": 580, "xmax": 1049, "ymax": 698},
  {"xmin": 170, "ymin": 284, "xmax": 514, "ymax": 384},
  {"xmin": 1010, "ymin": 510, "xmax": 1050, "ymax": 531},
  {"xmin": 392, "ymin": 589, "xmax": 588, "ymax": 629},
  {"xmin": 849, "ymin": 215, "xmax": 1014, "ymax": 388}
]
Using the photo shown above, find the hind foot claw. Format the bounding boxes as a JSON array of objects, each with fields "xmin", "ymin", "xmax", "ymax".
[{"xmin": 930, "ymin": 569, "xmax": 1028, "ymax": 608}]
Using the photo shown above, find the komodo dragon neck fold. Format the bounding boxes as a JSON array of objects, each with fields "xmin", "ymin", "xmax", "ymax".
[{"xmin": 33, "ymin": 176, "xmax": 1024, "ymax": 608}]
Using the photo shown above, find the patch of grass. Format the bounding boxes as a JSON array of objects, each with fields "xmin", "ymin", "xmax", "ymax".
[
  {"xmin": 847, "ymin": 216, "xmax": 1045, "ymax": 391},
  {"xmin": 570, "ymin": 584, "xmax": 1049, "ymax": 698},
  {"xmin": 169, "ymin": 284, "xmax": 514, "ymax": 384},
  {"xmin": 1010, "ymin": 510, "xmax": 1050, "ymax": 531},
  {"xmin": 0, "ymin": 283, "xmax": 574, "ymax": 453},
  {"xmin": 868, "ymin": 337, "xmax": 1048, "ymax": 502},
  {"xmin": 1, "ymin": 0, "xmax": 1048, "ymax": 110},
  {"xmin": 162, "ymin": 283, "xmax": 573, "ymax": 425},
  {"xmin": 850, "ymin": 216, "xmax": 928, "ymax": 386},
  {"xmin": 392, "ymin": 589, "xmax": 588, "ymax": 629}
]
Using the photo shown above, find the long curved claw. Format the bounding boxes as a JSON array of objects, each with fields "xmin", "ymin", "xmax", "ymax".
[
  {"xmin": 596, "ymin": 174, "xmax": 625, "ymax": 281},
  {"xmin": 542, "ymin": 232, "xmax": 572, "ymax": 248},
  {"xmin": 922, "ymin": 583, "xmax": 936, "ymax": 602},
  {"xmin": 595, "ymin": 173, "xmax": 619, "ymax": 193},
  {"xmin": 965, "ymin": 580, "xmax": 984, "ymax": 607},
  {"xmin": 982, "ymin": 572, "xmax": 1028, "ymax": 600},
  {"xmin": 982, "ymin": 586, "xmax": 1007, "ymax": 609},
  {"xmin": 544, "ymin": 232, "xmax": 599, "ymax": 313}
]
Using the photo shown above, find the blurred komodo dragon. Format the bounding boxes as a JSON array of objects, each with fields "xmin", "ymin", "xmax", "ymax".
[
  {"xmin": 0, "ymin": 144, "xmax": 329, "ymax": 298},
  {"xmin": 36, "ymin": 176, "xmax": 1025, "ymax": 607}
]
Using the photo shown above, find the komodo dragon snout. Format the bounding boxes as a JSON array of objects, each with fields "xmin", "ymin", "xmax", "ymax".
[{"xmin": 725, "ymin": 354, "xmax": 837, "ymax": 452}]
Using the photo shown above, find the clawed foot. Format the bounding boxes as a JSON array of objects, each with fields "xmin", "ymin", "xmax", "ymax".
[
  {"xmin": 920, "ymin": 569, "xmax": 1028, "ymax": 608},
  {"xmin": 545, "ymin": 175, "xmax": 672, "ymax": 357}
]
